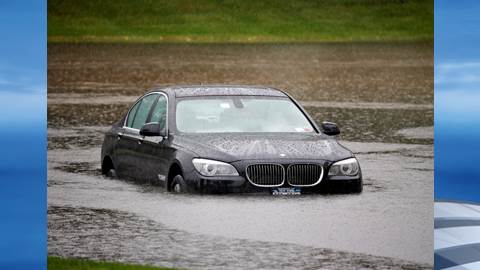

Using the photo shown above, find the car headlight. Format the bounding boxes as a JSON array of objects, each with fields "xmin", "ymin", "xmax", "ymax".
[
  {"xmin": 192, "ymin": 158, "xmax": 239, "ymax": 177},
  {"xmin": 328, "ymin": 158, "xmax": 360, "ymax": 176}
]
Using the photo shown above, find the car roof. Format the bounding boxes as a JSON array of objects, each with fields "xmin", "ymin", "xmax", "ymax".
[{"xmin": 147, "ymin": 85, "xmax": 288, "ymax": 98}]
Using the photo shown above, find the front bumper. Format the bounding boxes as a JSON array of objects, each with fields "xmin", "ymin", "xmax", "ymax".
[
  {"xmin": 183, "ymin": 169, "xmax": 247, "ymax": 192},
  {"xmin": 183, "ymin": 161, "xmax": 362, "ymax": 193}
]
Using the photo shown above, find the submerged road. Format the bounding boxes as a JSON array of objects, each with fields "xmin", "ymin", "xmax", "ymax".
[{"xmin": 48, "ymin": 126, "xmax": 432, "ymax": 269}]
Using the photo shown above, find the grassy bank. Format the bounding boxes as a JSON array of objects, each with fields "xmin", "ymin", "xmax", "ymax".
[
  {"xmin": 48, "ymin": 0, "xmax": 433, "ymax": 43},
  {"xmin": 48, "ymin": 257, "xmax": 176, "ymax": 270}
]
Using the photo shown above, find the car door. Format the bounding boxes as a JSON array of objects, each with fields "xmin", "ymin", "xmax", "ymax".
[
  {"xmin": 115, "ymin": 93, "xmax": 159, "ymax": 180},
  {"xmin": 136, "ymin": 93, "xmax": 170, "ymax": 183}
]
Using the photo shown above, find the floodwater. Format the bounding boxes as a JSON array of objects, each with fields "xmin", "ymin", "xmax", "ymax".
[{"xmin": 48, "ymin": 43, "xmax": 433, "ymax": 269}]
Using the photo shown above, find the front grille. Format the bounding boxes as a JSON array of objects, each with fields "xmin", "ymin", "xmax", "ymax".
[
  {"xmin": 286, "ymin": 164, "xmax": 323, "ymax": 186},
  {"xmin": 246, "ymin": 164, "xmax": 285, "ymax": 187}
]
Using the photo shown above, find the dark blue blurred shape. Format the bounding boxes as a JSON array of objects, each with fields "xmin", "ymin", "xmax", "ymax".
[
  {"xmin": 435, "ymin": 0, "xmax": 480, "ymax": 203},
  {"xmin": 435, "ymin": 124, "xmax": 480, "ymax": 202},
  {"xmin": 0, "ymin": 0, "xmax": 46, "ymax": 269},
  {"xmin": 0, "ymin": 127, "xmax": 46, "ymax": 269}
]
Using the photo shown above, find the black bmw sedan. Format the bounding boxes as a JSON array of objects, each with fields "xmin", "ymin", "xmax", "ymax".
[{"xmin": 101, "ymin": 85, "xmax": 362, "ymax": 194}]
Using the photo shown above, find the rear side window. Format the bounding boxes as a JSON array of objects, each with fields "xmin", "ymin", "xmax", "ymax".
[
  {"xmin": 150, "ymin": 94, "xmax": 167, "ymax": 129},
  {"xmin": 126, "ymin": 94, "xmax": 158, "ymax": 129}
]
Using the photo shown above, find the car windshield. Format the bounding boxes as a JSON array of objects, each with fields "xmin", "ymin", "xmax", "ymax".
[{"xmin": 175, "ymin": 96, "xmax": 315, "ymax": 133}]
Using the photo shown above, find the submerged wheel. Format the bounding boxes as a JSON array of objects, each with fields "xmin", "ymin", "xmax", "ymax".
[
  {"xmin": 171, "ymin": 175, "xmax": 188, "ymax": 193},
  {"xmin": 102, "ymin": 157, "xmax": 117, "ymax": 178},
  {"xmin": 106, "ymin": 168, "xmax": 117, "ymax": 178}
]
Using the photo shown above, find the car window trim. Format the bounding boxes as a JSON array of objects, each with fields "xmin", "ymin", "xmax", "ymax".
[{"xmin": 123, "ymin": 92, "xmax": 169, "ymax": 136}]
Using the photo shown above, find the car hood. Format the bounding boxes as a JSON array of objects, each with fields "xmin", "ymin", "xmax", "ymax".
[{"xmin": 173, "ymin": 133, "xmax": 353, "ymax": 163}]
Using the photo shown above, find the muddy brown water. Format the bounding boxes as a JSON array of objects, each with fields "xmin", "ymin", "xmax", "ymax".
[{"xmin": 48, "ymin": 43, "xmax": 433, "ymax": 269}]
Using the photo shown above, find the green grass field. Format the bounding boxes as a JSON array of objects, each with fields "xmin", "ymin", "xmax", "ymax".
[
  {"xmin": 48, "ymin": 0, "xmax": 433, "ymax": 43},
  {"xmin": 48, "ymin": 257, "xmax": 176, "ymax": 270}
]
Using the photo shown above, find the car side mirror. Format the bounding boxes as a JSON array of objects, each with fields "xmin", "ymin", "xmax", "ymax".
[
  {"xmin": 139, "ymin": 122, "xmax": 166, "ymax": 137},
  {"xmin": 321, "ymin": 121, "xmax": 340, "ymax": 136}
]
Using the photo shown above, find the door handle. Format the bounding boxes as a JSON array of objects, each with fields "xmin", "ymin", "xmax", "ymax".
[
  {"xmin": 137, "ymin": 138, "xmax": 144, "ymax": 145},
  {"xmin": 117, "ymin": 132, "xmax": 123, "ymax": 140}
]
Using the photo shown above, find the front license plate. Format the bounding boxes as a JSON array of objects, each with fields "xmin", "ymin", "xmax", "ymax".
[{"xmin": 271, "ymin": 187, "xmax": 301, "ymax": 196}]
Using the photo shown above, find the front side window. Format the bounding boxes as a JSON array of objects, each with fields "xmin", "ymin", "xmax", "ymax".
[
  {"xmin": 175, "ymin": 96, "xmax": 315, "ymax": 133},
  {"xmin": 126, "ymin": 101, "xmax": 141, "ymax": 128},
  {"xmin": 149, "ymin": 94, "xmax": 167, "ymax": 130},
  {"xmin": 126, "ymin": 94, "xmax": 158, "ymax": 129}
]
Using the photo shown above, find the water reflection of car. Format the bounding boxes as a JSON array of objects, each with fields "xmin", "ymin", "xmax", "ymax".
[{"xmin": 101, "ymin": 85, "xmax": 362, "ymax": 194}]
